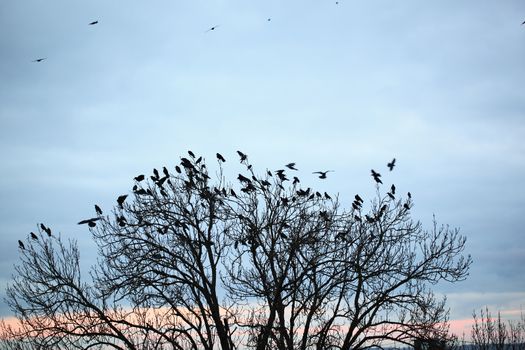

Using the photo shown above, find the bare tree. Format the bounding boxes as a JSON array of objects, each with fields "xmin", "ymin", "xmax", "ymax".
[
  {"xmin": 1, "ymin": 152, "xmax": 471, "ymax": 350},
  {"xmin": 471, "ymin": 308, "xmax": 525, "ymax": 350}
]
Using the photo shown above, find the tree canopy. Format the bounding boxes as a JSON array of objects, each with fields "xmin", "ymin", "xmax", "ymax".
[{"xmin": 1, "ymin": 152, "xmax": 471, "ymax": 350}]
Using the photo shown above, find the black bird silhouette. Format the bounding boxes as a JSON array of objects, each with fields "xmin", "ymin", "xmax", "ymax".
[
  {"xmin": 324, "ymin": 192, "xmax": 332, "ymax": 200},
  {"xmin": 39, "ymin": 223, "xmax": 51, "ymax": 236},
  {"xmin": 293, "ymin": 176, "xmax": 300, "ymax": 185},
  {"xmin": 88, "ymin": 20, "xmax": 98, "ymax": 25},
  {"xmin": 285, "ymin": 163, "xmax": 298, "ymax": 170},
  {"xmin": 371, "ymin": 169, "xmax": 382, "ymax": 184},
  {"xmin": 387, "ymin": 192, "xmax": 395, "ymax": 200},
  {"xmin": 238, "ymin": 174, "xmax": 251, "ymax": 183},
  {"xmin": 40, "ymin": 223, "xmax": 47, "ymax": 231},
  {"xmin": 206, "ymin": 25, "xmax": 220, "ymax": 32},
  {"xmin": 403, "ymin": 203, "xmax": 410, "ymax": 210},
  {"xmin": 407, "ymin": 192, "xmax": 412, "ymax": 199},
  {"xmin": 188, "ymin": 150, "xmax": 195, "ymax": 158},
  {"xmin": 216, "ymin": 153, "xmax": 226, "ymax": 162},
  {"xmin": 95, "ymin": 205, "xmax": 103, "ymax": 215},
  {"xmin": 313, "ymin": 170, "xmax": 333, "ymax": 179},
  {"xmin": 391, "ymin": 184, "xmax": 396, "ymax": 194},
  {"xmin": 355, "ymin": 194, "xmax": 364, "ymax": 203},
  {"xmin": 18, "ymin": 240, "xmax": 25, "ymax": 250},
  {"xmin": 237, "ymin": 151, "xmax": 247, "ymax": 162},
  {"xmin": 117, "ymin": 194, "xmax": 128, "ymax": 208},
  {"xmin": 78, "ymin": 217, "xmax": 100, "ymax": 227},
  {"xmin": 175, "ymin": 165, "xmax": 182, "ymax": 173},
  {"xmin": 32, "ymin": 58, "xmax": 46, "ymax": 62},
  {"xmin": 30, "ymin": 232, "xmax": 38, "ymax": 240},
  {"xmin": 387, "ymin": 158, "xmax": 396, "ymax": 171},
  {"xmin": 134, "ymin": 174, "xmax": 145, "ymax": 182},
  {"xmin": 230, "ymin": 189, "xmax": 238, "ymax": 198}
]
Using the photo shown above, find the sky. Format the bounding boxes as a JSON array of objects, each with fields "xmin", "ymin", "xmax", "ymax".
[{"xmin": 1, "ymin": 0, "xmax": 524, "ymax": 338}]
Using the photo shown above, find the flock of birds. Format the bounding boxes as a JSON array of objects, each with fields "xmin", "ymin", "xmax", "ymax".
[{"xmin": 18, "ymin": 151, "xmax": 409, "ymax": 250}]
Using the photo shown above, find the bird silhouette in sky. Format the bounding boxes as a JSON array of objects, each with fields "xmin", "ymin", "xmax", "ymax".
[
  {"xmin": 216, "ymin": 153, "xmax": 226, "ymax": 162},
  {"xmin": 371, "ymin": 169, "xmax": 382, "ymax": 184},
  {"xmin": 188, "ymin": 150, "xmax": 195, "ymax": 158},
  {"xmin": 95, "ymin": 204, "xmax": 103, "ymax": 215},
  {"xmin": 32, "ymin": 58, "xmax": 46, "ymax": 62},
  {"xmin": 134, "ymin": 174, "xmax": 145, "ymax": 182},
  {"xmin": 206, "ymin": 25, "xmax": 220, "ymax": 32},
  {"xmin": 387, "ymin": 158, "xmax": 396, "ymax": 171},
  {"xmin": 30, "ymin": 232, "xmax": 38, "ymax": 240},
  {"xmin": 285, "ymin": 163, "xmax": 298, "ymax": 170},
  {"xmin": 355, "ymin": 194, "xmax": 364, "ymax": 203},
  {"xmin": 88, "ymin": 20, "xmax": 98, "ymax": 25},
  {"xmin": 237, "ymin": 151, "xmax": 247, "ymax": 162},
  {"xmin": 78, "ymin": 218, "xmax": 100, "ymax": 227},
  {"xmin": 18, "ymin": 240, "xmax": 25, "ymax": 250},
  {"xmin": 313, "ymin": 170, "xmax": 333, "ymax": 179},
  {"xmin": 391, "ymin": 184, "xmax": 396, "ymax": 195},
  {"xmin": 117, "ymin": 195, "xmax": 128, "ymax": 209}
]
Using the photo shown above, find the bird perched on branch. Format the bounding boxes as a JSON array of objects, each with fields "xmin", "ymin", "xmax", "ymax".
[
  {"xmin": 95, "ymin": 205, "xmax": 103, "ymax": 215},
  {"xmin": 18, "ymin": 240, "xmax": 25, "ymax": 250},
  {"xmin": 30, "ymin": 232, "xmax": 38, "ymax": 240},
  {"xmin": 216, "ymin": 153, "xmax": 226, "ymax": 162},
  {"xmin": 117, "ymin": 195, "xmax": 128, "ymax": 209}
]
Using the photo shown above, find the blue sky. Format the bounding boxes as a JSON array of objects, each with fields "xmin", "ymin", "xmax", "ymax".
[{"xmin": 1, "ymin": 0, "xmax": 524, "ymax": 334}]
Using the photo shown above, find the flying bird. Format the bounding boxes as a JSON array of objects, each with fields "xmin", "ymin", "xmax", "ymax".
[
  {"xmin": 285, "ymin": 163, "xmax": 298, "ymax": 170},
  {"xmin": 95, "ymin": 205, "xmax": 103, "ymax": 215},
  {"xmin": 18, "ymin": 240, "xmax": 25, "ymax": 250},
  {"xmin": 117, "ymin": 194, "xmax": 128, "ymax": 208},
  {"xmin": 237, "ymin": 151, "xmax": 247, "ymax": 162},
  {"xmin": 78, "ymin": 217, "xmax": 101, "ymax": 227},
  {"xmin": 387, "ymin": 158, "xmax": 396, "ymax": 171},
  {"xmin": 30, "ymin": 232, "xmax": 38, "ymax": 240},
  {"xmin": 313, "ymin": 170, "xmax": 333, "ymax": 179},
  {"xmin": 88, "ymin": 20, "xmax": 98, "ymax": 25},
  {"xmin": 32, "ymin": 58, "xmax": 46, "ymax": 62},
  {"xmin": 206, "ymin": 25, "xmax": 220, "ymax": 32},
  {"xmin": 216, "ymin": 153, "xmax": 226, "ymax": 162}
]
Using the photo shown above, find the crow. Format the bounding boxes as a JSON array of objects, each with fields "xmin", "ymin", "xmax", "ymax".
[
  {"xmin": 95, "ymin": 204, "xmax": 103, "ymax": 215},
  {"xmin": 134, "ymin": 174, "xmax": 145, "ymax": 182},
  {"xmin": 237, "ymin": 151, "xmax": 247, "ymax": 162},
  {"xmin": 391, "ymin": 184, "xmax": 396, "ymax": 194},
  {"xmin": 387, "ymin": 158, "xmax": 396, "ymax": 171},
  {"xmin": 285, "ymin": 163, "xmax": 298, "ymax": 170},
  {"xmin": 78, "ymin": 218, "xmax": 101, "ymax": 227},
  {"xmin": 293, "ymin": 176, "xmax": 300, "ymax": 185},
  {"xmin": 407, "ymin": 192, "xmax": 412, "ymax": 199},
  {"xmin": 313, "ymin": 170, "xmax": 333, "ymax": 179},
  {"xmin": 89, "ymin": 21, "xmax": 98, "ymax": 25},
  {"xmin": 188, "ymin": 150, "xmax": 195, "ymax": 158},
  {"xmin": 238, "ymin": 174, "xmax": 251, "ymax": 183},
  {"xmin": 324, "ymin": 192, "xmax": 332, "ymax": 200},
  {"xmin": 30, "ymin": 232, "xmax": 38, "ymax": 240},
  {"xmin": 32, "ymin": 58, "xmax": 46, "ymax": 62},
  {"xmin": 18, "ymin": 240, "xmax": 25, "ymax": 250},
  {"xmin": 216, "ymin": 153, "xmax": 226, "ymax": 162},
  {"xmin": 371, "ymin": 170, "xmax": 382, "ymax": 184},
  {"xmin": 117, "ymin": 194, "xmax": 128, "ymax": 208}
]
